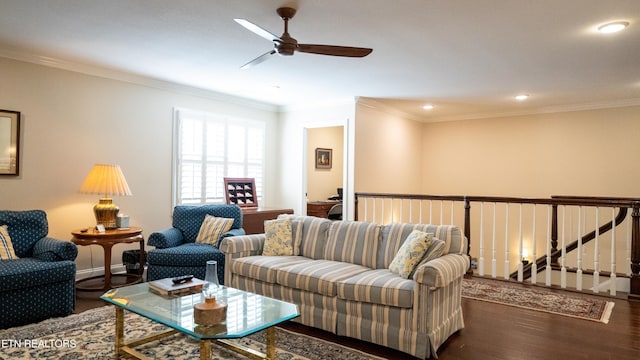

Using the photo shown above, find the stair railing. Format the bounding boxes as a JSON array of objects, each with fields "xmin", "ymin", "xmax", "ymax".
[{"xmin": 354, "ymin": 192, "xmax": 640, "ymax": 300}]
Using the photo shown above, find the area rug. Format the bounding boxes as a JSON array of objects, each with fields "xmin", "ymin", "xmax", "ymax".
[
  {"xmin": 0, "ymin": 306, "xmax": 385, "ymax": 359},
  {"xmin": 461, "ymin": 277, "xmax": 615, "ymax": 324}
]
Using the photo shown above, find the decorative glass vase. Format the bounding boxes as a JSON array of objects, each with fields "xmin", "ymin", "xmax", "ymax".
[{"xmin": 203, "ymin": 260, "xmax": 220, "ymax": 298}]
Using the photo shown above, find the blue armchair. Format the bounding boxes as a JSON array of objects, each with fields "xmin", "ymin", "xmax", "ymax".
[
  {"xmin": 146, "ymin": 205, "xmax": 244, "ymax": 284},
  {"xmin": 0, "ymin": 210, "xmax": 78, "ymax": 329}
]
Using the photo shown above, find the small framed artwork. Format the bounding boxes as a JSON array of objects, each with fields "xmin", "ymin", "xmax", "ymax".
[
  {"xmin": 315, "ymin": 148, "xmax": 332, "ymax": 169},
  {"xmin": 0, "ymin": 109, "xmax": 20, "ymax": 176}
]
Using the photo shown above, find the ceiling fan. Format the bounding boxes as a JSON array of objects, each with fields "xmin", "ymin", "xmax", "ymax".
[{"xmin": 234, "ymin": 7, "xmax": 373, "ymax": 69}]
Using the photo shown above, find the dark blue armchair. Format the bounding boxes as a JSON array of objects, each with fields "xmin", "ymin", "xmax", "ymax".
[
  {"xmin": 0, "ymin": 210, "xmax": 78, "ymax": 329},
  {"xmin": 146, "ymin": 205, "xmax": 244, "ymax": 284}
]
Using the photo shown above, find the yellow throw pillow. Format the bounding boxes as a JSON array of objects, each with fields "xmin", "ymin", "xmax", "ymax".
[
  {"xmin": 263, "ymin": 218, "xmax": 293, "ymax": 256},
  {"xmin": 0, "ymin": 225, "xmax": 19, "ymax": 260},
  {"xmin": 389, "ymin": 230, "xmax": 434, "ymax": 279},
  {"xmin": 195, "ymin": 215, "xmax": 234, "ymax": 246}
]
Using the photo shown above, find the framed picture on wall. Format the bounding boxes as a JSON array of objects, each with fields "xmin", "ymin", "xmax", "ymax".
[
  {"xmin": 315, "ymin": 148, "xmax": 332, "ymax": 169},
  {"xmin": 0, "ymin": 109, "xmax": 20, "ymax": 176}
]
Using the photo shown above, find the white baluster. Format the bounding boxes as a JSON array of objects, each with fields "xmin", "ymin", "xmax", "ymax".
[
  {"xmin": 546, "ymin": 205, "xmax": 552, "ymax": 287},
  {"xmin": 429, "ymin": 200, "xmax": 433, "ymax": 224},
  {"xmin": 561, "ymin": 206, "xmax": 567, "ymax": 289},
  {"xmin": 492, "ymin": 203, "xmax": 497, "ymax": 278},
  {"xmin": 504, "ymin": 203, "xmax": 510, "ymax": 280},
  {"xmin": 440, "ymin": 200, "xmax": 444, "ymax": 224},
  {"xmin": 517, "ymin": 204, "xmax": 523, "ymax": 282},
  {"xmin": 479, "ymin": 203, "xmax": 485, "ymax": 276},
  {"xmin": 576, "ymin": 206, "xmax": 583, "ymax": 291},
  {"xmin": 419, "ymin": 200, "xmax": 423, "ymax": 224},
  {"xmin": 371, "ymin": 198, "xmax": 375, "ymax": 223},
  {"xmin": 593, "ymin": 207, "xmax": 600, "ymax": 292},
  {"xmin": 610, "ymin": 207, "xmax": 617, "ymax": 296},
  {"xmin": 408, "ymin": 199, "xmax": 412, "ymax": 223},
  {"xmin": 450, "ymin": 200, "xmax": 455, "ymax": 224},
  {"xmin": 531, "ymin": 205, "xmax": 537, "ymax": 284}
]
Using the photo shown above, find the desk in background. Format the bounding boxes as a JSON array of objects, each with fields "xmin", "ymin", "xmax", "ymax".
[
  {"xmin": 306, "ymin": 200, "xmax": 341, "ymax": 219},
  {"xmin": 242, "ymin": 207, "xmax": 294, "ymax": 234}
]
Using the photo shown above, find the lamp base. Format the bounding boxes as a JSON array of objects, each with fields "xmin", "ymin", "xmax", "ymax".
[{"xmin": 94, "ymin": 198, "xmax": 119, "ymax": 229}]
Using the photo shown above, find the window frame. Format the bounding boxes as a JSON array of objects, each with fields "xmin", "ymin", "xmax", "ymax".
[{"xmin": 172, "ymin": 108, "xmax": 265, "ymax": 207}]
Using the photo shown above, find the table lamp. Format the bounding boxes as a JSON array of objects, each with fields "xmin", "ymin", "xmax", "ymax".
[{"xmin": 80, "ymin": 164, "xmax": 132, "ymax": 229}]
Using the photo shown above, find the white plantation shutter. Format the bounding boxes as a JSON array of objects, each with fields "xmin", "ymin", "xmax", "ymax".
[{"xmin": 174, "ymin": 109, "xmax": 265, "ymax": 206}]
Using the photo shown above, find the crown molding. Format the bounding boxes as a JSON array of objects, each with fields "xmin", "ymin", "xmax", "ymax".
[{"xmin": 0, "ymin": 47, "xmax": 280, "ymax": 112}]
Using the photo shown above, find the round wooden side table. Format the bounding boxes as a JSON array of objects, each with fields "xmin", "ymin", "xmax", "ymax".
[{"xmin": 71, "ymin": 226, "xmax": 145, "ymax": 291}]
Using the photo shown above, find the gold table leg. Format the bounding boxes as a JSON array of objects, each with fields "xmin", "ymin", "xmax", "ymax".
[
  {"xmin": 200, "ymin": 340, "xmax": 212, "ymax": 360},
  {"xmin": 265, "ymin": 327, "xmax": 276, "ymax": 360},
  {"xmin": 115, "ymin": 307, "xmax": 124, "ymax": 356}
]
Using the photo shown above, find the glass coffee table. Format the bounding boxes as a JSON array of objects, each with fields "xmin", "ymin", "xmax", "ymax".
[{"xmin": 100, "ymin": 283, "xmax": 299, "ymax": 360}]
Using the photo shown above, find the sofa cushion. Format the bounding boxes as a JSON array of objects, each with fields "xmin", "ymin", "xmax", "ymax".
[
  {"xmin": 230, "ymin": 255, "xmax": 312, "ymax": 283},
  {"xmin": 378, "ymin": 223, "xmax": 466, "ymax": 269},
  {"xmin": 195, "ymin": 215, "xmax": 234, "ymax": 246},
  {"xmin": 411, "ymin": 238, "xmax": 446, "ymax": 278},
  {"xmin": 276, "ymin": 260, "xmax": 371, "ymax": 296},
  {"xmin": 0, "ymin": 258, "xmax": 76, "ymax": 292},
  {"xmin": 0, "ymin": 225, "xmax": 19, "ymax": 260},
  {"xmin": 323, "ymin": 221, "xmax": 380, "ymax": 268},
  {"xmin": 278, "ymin": 215, "xmax": 331, "ymax": 259},
  {"xmin": 146, "ymin": 243, "xmax": 224, "ymax": 266},
  {"xmin": 389, "ymin": 230, "xmax": 434, "ymax": 279},
  {"xmin": 337, "ymin": 269, "xmax": 415, "ymax": 308},
  {"xmin": 263, "ymin": 218, "xmax": 294, "ymax": 256}
]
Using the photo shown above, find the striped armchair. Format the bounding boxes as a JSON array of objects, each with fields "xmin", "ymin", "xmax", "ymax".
[{"xmin": 220, "ymin": 215, "xmax": 469, "ymax": 359}]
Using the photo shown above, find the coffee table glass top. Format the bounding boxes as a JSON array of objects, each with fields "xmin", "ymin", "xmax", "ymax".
[{"xmin": 100, "ymin": 283, "xmax": 299, "ymax": 340}]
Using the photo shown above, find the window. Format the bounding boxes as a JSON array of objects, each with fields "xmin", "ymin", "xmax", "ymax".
[{"xmin": 173, "ymin": 108, "xmax": 265, "ymax": 206}]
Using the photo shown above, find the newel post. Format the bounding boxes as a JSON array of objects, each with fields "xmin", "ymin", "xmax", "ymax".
[
  {"xmin": 630, "ymin": 202, "xmax": 640, "ymax": 301},
  {"xmin": 464, "ymin": 197, "xmax": 473, "ymax": 274}
]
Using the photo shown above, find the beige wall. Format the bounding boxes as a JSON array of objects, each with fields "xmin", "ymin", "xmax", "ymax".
[
  {"xmin": 354, "ymin": 101, "xmax": 424, "ymax": 193},
  {"xmin": 0, "ymin": 57, "xmax": 280, "ymax": 273},
  {"xmin": 306, "ymin": 126, "xmax": 344, "ymax": 201},
  {"xmin": 420, "ymin": 106, "xmax": 640, "ymax": 197}
]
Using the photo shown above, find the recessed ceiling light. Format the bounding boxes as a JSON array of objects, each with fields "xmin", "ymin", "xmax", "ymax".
[
  {"xmin": 422, "ymin": 104, "xmax": 434, "ymax": 110},
  {"xmin": 514, "ymin": 94, "xmax": 529, "ymax": 101},
  {"xmin": 597, "ymin": 21, "xmax": 629, "ymax": 33}
]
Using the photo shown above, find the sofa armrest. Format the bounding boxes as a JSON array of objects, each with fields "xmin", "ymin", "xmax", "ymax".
[
  {"xmin": 32, "ymin": 237, "xmax": 78, "ymax": 262},
  {"xmin": 413, "ymin": 254, "xmax": 470, "ymax": 288},
  {"xmin": 219, "ymin": 234, "xmax": 265, "ymax": 255},
  {"xmin": 218, "ymin": 228, "xmax": 246, "ymax": 246},
  {"xmin": 147, "ymin": 228, "xmax": 184, "ymax": 249}
]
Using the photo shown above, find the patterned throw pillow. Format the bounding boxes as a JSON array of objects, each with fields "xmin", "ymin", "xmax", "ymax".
[
  {"xmin": 195, "ymin": 215, "xmax": 234, "ymax": 246},
  {"xmin": 0, "ymin": 225, "xmax": 19, "ymax": 260},
  {"xmin": 389, "ymin": 230, "xmax": 434, "ymax": 279},
  {"xmin": 263, "ymin": 218, "xmax": 293, "ymax": 256}
]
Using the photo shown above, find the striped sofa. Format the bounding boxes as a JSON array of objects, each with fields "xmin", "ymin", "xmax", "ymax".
[{"xmin": 220, "ymin": 215, "xmax": 469, "ymax": 359}]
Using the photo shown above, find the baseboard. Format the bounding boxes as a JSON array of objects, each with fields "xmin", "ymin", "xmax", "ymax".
[{"xmin": 76, "ymin": 264, "xmax": 127, "ymax": 280}]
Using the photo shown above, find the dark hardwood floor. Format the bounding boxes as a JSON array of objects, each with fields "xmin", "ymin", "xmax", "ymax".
[{"xmin": 75, "ymin": 283, "xmax": 640, "ymax": 360}]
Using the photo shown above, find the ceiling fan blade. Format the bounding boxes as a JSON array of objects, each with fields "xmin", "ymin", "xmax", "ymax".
[
  {"xmin": 234, "ymin": 19, "xmax": 281, "ymax": 42},
  {"xmin": 240, "ymin": 50, "xmax": 276, "ymax": 70},
  {"xmin": 297, "ymin": 44, "xmax": 372, "ymax": 57}
]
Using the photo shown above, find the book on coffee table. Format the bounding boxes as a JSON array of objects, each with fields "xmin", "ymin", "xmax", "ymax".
[{"xmin": 148, "ymin": 277, "xmax": 205, "ymax": 296}]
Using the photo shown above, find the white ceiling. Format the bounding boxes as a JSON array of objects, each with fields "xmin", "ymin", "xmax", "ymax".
[{"xmin": 0, "ymin": 0, "xmax": 638, "ymax": 122}]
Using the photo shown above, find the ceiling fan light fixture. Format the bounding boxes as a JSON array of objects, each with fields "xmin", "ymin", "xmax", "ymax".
[
  {"xmin": 597, "ymin": 21, "xmax": 629, "ymax": 34},
  {"xmin": 422, "ymin": 104, "xmax": 434, "ymax": 110},
  {"xmin": 514, "ymin": 94, "xmax": 529, "ymax": 101}
]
